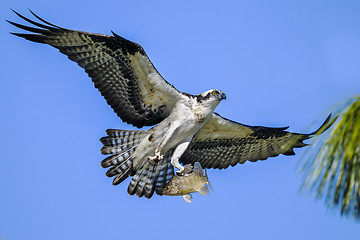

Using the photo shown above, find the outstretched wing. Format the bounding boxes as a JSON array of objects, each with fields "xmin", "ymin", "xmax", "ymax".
[
  {"xmin": 8, "ymin": 10, "xmax": 184, "ymax": 128},
  {"xmin": 180, "ymin": 113, "xmax": 335, "ymax": 169}
]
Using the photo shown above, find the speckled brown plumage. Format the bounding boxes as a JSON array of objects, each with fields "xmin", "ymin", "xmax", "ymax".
[
  {"xmin": 8, "ymin": 10, "xmax": 182, "ymax": 128},
  {"xmin": 180, "ymin": 113, "xmax": 335, "ymax": 169}
]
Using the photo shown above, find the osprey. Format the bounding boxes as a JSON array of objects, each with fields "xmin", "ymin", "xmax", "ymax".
[{"xmin": 8, "ymin": 10, "xmax": 335, "ymax": 199}]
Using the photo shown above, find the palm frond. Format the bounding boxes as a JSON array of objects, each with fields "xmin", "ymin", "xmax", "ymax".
[{"xmin": 300, "ymin": 96, "xmax": 360, "ymax": 220}]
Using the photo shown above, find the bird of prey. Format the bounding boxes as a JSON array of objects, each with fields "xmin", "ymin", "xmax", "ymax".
[{"xmin": 8, "ymin": 10, "xmax": 335, "ymax": 199}]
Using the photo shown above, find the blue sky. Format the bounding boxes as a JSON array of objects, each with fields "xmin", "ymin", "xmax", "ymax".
[{"xmin": 1, "ymin": 1, "xmax": 360, "ymax": 239}]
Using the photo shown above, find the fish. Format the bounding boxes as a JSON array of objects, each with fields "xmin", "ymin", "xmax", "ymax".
[{"xmin": 162, "ymin": 162, "xmax": 212, "ymax": 203}]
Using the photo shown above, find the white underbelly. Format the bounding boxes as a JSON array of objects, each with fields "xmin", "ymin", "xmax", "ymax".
[
  {"xmin": 132, "ymin": 100, "xmax": 210, "ymax": 167},
  {"xmin": 164, "ymin": 121, "xmax": 200, "ymax": 149}
]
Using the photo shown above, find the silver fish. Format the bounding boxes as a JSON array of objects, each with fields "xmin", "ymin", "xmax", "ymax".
[{"xmin": 162, "ymin": 162, "xmax": 212, "ymax": 202}]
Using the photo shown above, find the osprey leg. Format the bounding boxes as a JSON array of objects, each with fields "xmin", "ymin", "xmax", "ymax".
[
  {"xmin": 148, "ymin": 121, "xmax": 181, "ymax": 162},
  {"xmin": 170, "ymin": 137, "xmax": 192, "ymax": 173}
]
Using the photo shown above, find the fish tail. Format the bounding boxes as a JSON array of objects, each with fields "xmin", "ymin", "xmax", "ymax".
[{"xmin": 204, "ymin": 168, "xmax": 214, "ymax": 192}]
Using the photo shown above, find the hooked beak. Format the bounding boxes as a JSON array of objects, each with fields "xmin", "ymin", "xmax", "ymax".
[{"xmin": 220, "ymin": 92, "xmax": 227, "ymax": 100}]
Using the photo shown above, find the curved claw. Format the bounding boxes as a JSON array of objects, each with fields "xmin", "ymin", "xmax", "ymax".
[
  {"xmin": 148, "ymin": 153, "xmax": 164, "ymax": 164},
  {"xmin": 175, "ymin": 166, "xmax": 185, "ymax": 175}
]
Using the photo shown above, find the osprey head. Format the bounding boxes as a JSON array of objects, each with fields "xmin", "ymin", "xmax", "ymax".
[{"xmin": 197, "ymin": 89, "xmax": 226, "ymax": 103}]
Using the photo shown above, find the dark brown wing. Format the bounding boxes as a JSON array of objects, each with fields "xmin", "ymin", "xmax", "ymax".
[
  {"xmin": 8, "ymin": 10, "xmax": 184, "ymax": 128},
  {"xmin": 180, "ymin": 113, "xmax": 335, "ymax": 169}
]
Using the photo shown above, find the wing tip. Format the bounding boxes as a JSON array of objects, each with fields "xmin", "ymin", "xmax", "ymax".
[
  {"xmin": 8, "ymin": 9, "xmax": 64, "ymax": 34},
  {"xmin": 309, "ymin": 113, "xmax": 337, "ymax": 136}
]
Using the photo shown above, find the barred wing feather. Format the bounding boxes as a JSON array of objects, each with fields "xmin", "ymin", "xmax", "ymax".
[
  {"xmin": 8, "ymin": 10, "xmax": 183, "ymax": 128},
  {"xmin": 180, "ymin": 113, "xmax": 335, "ymax": 169}
]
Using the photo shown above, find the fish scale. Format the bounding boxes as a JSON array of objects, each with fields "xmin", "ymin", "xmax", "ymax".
[{"xmin": 162, "ymin": 162, "xmax": 211, "ymax": 202}]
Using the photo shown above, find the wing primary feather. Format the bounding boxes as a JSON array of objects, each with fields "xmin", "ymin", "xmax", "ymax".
[
  {"xmin": 9, "ymin": 33, "xmax": 47, "ymax": 44},
  {"xmin": 182, "ymin": 113, "xmax": 336, "ymax": 169},
  {"xmin": 6, "ymin": 20, "xmax": 49, "ymax": 34},
  {"xmin": 309, "ymin": 113, "xmax": 337, "ymax": 135},
  {"xmin": 28, "ymin": 9, "xmax": 67, "ymax": 30},
  {"xmin": 9, "ymin": 10, "xmax": 184, "ymax": 128},
  {"xmin": 10, "ymin": 9, "xmax": 58, "ymax": 31}
]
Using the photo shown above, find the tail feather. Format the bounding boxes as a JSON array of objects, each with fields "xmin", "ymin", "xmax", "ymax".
[
  {"xmin": 105, "ymin": 155, "xmax": 133, "ymax": 177},
  {"xmin": 134, "ymin": 164, "xmax": 153, "ymax": 198},
  {"xmin": 128, "ymin": 150, "xmax": 175, "ymax": 199},
  {"xmin": 101, "ymin": 148, "xmax": 136, "ymax": 168},
  {"xmin": 100, "ymin": 129, "xmax": 148, "ymax": 185},
  {"xmin": 100, "ymin": 130, "xmax": 149, "ymax": 154},
  {"xmin": 155, "ymin": 160, "xmax": 175, "ymax": 195},
  {"xmin": 127, "ymin": 169, "xmax": 141, "ymax": 195},
  {"xmin": 144, "ymin": 160, "xmax": 172, "ymax": 198},
  {"xmin": 112, "ymin": 166, "xmax": 133, "ymax": 185},
  {"xmin": 144, "ymin": 167, "xmax": 157, "ymax": 199},
  {"xmin": 100, "ymin": 129, "xmax": 175, "ymax": 198},
  {"xmin": 105, "ymin": 129, "xmax": 146, "ymax": 138}
]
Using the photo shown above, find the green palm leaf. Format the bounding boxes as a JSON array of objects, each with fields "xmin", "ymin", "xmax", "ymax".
[{"xmin": 300, "ymin": 96, "xmax": 360, "ymax": 220}]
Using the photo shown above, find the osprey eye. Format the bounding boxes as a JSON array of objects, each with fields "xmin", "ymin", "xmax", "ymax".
[{"xmin": 212, "ymin": 91, "xmax": 217, "ymax": 95}]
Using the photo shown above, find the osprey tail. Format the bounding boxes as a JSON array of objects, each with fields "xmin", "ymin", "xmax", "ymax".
[{"xmin": 100, "ymin": 129, "xmax": 174, "ymax": 199}]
